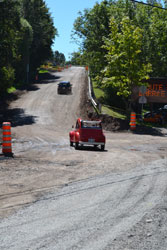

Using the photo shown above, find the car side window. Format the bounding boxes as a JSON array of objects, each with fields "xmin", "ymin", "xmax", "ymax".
[{"xmin": 76, "ymin": 121, "xmax": 79, "ymax": 129}]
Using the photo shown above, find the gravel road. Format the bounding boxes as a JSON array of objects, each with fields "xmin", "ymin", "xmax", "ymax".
[{"xmin": 0, "ymin": 66, "xmax": 167, "ymax": 249}]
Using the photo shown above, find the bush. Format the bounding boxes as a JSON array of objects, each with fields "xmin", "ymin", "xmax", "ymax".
[
  {"xmin": 103, "ymin": 85, "xmax": 126, "ymax": 110},
  {"xmin": 0, "ymin": 66, "xmax": 15, "ymax": 96}
]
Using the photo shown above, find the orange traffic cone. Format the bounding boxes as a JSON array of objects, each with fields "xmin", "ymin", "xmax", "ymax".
[
  {"xmin": 130, "ymin": 112, "xmax": 136, "ymax": 130},
  {"xmin": 2, "ymin": 122, "xmax": 13, "ymax": 157}
]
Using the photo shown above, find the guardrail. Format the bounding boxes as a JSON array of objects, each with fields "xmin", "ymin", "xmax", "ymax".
[{"xmin": 87, "ymin": 70, "xmax": 101, "ymax": 114}]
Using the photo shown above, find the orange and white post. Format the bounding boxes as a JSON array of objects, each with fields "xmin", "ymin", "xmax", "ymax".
[
  {"xmin": 2, "ymin": 122, "xmax": 13, "ymax": 157},
  {"xmin": 130, "ymin": 112, "xmax": 136, "ymax": 130},
  {"xmin": 85, "ymin": 65, "xmax": 89, "ymax": 71}
]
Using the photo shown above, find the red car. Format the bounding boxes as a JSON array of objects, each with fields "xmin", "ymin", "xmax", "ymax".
[{"xmin": 69, "ymin": 118, "xmax": 106, "ymax": 150}]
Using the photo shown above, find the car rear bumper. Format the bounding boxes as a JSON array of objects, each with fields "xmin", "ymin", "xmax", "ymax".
[
  {"xmin": 79, "ymin": 141, "xmax": 105, "ymax": 146},
  {"xmin": 58, "ymin": 90, "xmax": 70, "ymax": 94}
]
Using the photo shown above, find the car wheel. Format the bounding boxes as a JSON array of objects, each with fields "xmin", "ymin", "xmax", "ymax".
[
  {"xmin": 70, "ymin": 141, "xmax": 73, "ymax": 147},
  {"xmin": 75, "ymin": 142, "xmax": 79, "ymax": 150},
  {"xmin": 101, "ymin": 145, "xmax": 105, "ymax": 151}
]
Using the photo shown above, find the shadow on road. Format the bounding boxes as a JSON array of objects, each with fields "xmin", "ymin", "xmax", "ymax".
[
  {"xmin": 75, "ymin": 146, "xmax": 108, "ymax": 152},
  {"xmin": 0, "ymin": 108, "xmax": 36, "ymax": 127},
  {"xmin": 134, "ymin": 125, "xmax": 166, "ymax": 137},
  {"xmin": 37, "ymin": 72, "xmax": 61, "ymax": 84},
  {"xmin": 25, "ymin": 85, "xmax": 40, "ymax": 91},
  {"xmin": 0, "ymin": 72, "xmax": 60, "ymax": 128}
]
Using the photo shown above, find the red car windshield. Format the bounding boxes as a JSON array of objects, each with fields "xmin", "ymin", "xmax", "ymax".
[{"xmin": 81, "ymin": 121, "xmax": 101, "ymax": 129}]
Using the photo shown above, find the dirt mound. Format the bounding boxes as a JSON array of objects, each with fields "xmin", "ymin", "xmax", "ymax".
[
  {"xmin": 79, "ymin": 75, "xmax": 166, "ymax": 135},
  {"xmin": 79, "ymin": 76, "xmax": 129, "ymax": 131}
]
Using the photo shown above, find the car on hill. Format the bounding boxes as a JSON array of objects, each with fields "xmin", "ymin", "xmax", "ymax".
[
  {"xmin": 57, "ymin": 81, "xmax": 72, "ymax": 94},
  {"xmin": 69, "ymin": 118, "xmax": 106, "ymax": 150}
]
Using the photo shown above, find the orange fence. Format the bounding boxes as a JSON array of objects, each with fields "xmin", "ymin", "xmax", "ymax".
[
  {"xmin": 2, "ymin": 122, "xmax": 13, "ymax": 156},
  {"xmin": 130, "ymin": 112, "xmax": 136, "ymax": 130}
]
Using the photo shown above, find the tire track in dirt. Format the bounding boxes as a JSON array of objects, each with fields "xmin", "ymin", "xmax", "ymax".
[{"xmin": 0, "ymin": 159, "xmax": 167, "ymax": 250}]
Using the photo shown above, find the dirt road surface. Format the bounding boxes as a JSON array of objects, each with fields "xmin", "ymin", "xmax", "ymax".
[{"xmin": 0, "ymin": 66, "xmax": 167, "ymax": 249}]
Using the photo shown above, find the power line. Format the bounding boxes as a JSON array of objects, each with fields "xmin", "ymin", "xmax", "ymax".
[{"xmin": 131, "ymin": 0, "xmax": 167, "ymax": 10}]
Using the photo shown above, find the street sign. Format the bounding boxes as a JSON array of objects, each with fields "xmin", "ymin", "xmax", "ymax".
[
  {"xmin": 139, "ymin": 96, "xmax": 147, "ymax": 104},
  {"xmin": 139, "ymin": 85, "xmax": 147, "ymax": 94}
]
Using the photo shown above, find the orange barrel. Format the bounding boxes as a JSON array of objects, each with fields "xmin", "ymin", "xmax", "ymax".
[
  {"xmin": 2, "ymin": 122, "xmax": 13, "ymax": 156},
  {"xmin": 130, "ymin": 112, "xmax": 136, "ymax": 130}
]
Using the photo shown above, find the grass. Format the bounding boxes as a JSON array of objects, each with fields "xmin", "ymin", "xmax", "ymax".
[
  {"xmin": 102, "ymin": 105, "xmax": 126, "ymax": 119},
  {"xmin": 93, "ymin": 81, "xmax": 104, "ymax": 99},
  {"xmin": 38, "ymin": 69, "xmax": 49, "ymax": 74},
  {"xmin": 92, "ymin": 81, "xmax": 126, "ymax": 119}
]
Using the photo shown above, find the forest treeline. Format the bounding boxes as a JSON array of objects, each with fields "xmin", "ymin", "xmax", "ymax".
[
  {"xmin": 71, "ymin": 0, "xmax": 167, "ymax": 109},
  {"xmin": 0, "ymin": 0, "xmax": 56, "ymax": 97}
]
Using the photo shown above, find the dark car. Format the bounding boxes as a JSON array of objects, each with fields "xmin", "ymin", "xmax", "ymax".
[
  {"xmin": 144, "ymin": 108, "xmax": 167, "ymax": 124},
  {"xmin": 57, "ymin": 81, "xmax": 72, "ymax": 94}
]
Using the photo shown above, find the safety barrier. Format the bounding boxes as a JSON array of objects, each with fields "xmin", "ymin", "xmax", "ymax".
[
  {"xmin": 2, "ymin": 122, "xmax": 13, "ymax": 157},
  {"xmin": 87, "ymin": 70, "xmax": 100, "ymax": 115},
  {"xmin": 130, "ymin": 112, "xmax": 136, "ymax": 130}
]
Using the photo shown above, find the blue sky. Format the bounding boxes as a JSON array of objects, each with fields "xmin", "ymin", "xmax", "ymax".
[{"xmin": 45, "ymin": 0, "xmax": 102, "ymax": 61}]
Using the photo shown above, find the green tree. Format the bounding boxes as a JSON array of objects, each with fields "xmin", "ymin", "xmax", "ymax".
[
  {"xmin": 14, "ymin": 17, "xmax": 33, "ymax": 84},
  {"xmin": 72, "ymin": 1, "xmax": 111, "ymax": 78},
  {"xmin": 148, "ymin": 7, "xmax": 167, "ymax": 76},
  {"xmin": 54, "ymin": 50, "xmax": 65, "ymax": 65},
  {"xmin": 59, "ymin": 53, "xmax": 65, "ymax": 65},
  {"xmin": 102, "ymin": 17, "xmax": 152, "ymax": 113},
  {"xmin": 0, "ymin": 0, "xmax": 58, "ymax": 95},
  {"xmin": 0, "ymin": 0, "xmax": 22, "ymax": 95},
  {"xmin": 70, "ymin": 52, "xmax": 83, "ymax": 65},
  {"xmin": 23, "ymin": 0, "xmax": 57, "ymax": 80}
]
